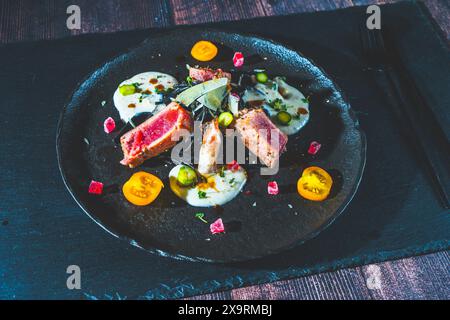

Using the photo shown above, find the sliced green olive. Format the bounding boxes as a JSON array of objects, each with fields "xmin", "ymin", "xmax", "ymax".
[
  {"xmin": 218, "ymin": 111, "xmax": 234, "ymax": 127},
  {"xmin": 255, "ymin": 72, "xmax": 268, "ymax": 83},
  {"xmin": 276, "ymin": 111, "xmax": 292, "ymax": 125},
  {"xmin": 177, "ymin": 165, "xmax": 198, "ymax": 187},
  {"xmin": 119, "ymin": 84, "xmax": 137, "ymax": 96}
]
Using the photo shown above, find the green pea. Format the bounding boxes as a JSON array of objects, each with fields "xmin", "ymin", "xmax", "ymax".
[
  {"xmin": 177, "ymin": 165, "xmax": 198, "ymax": 187},
  {"xmin": 255, "ymin": 72, "xmax": 268, "ymax": 83},
  {"xmin": 276, "ymin": 111, "xmax": 292, "ymax": 125},
  {"xmin": 119, "ymin": 84, "xmax": 137, "ymax": 96},
  {"xmin": 218, "ymin": 112, "xmax": 234, "ymax": 127}
]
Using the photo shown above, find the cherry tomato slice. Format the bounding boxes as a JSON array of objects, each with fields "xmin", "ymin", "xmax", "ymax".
[
  {"xmin": 122, "ymin": 172, "xmax": 164, "ymax": 206},
  {"xmin": 297, "ymin": 166, "xmax": 333, "ymax": 201},
  {"xmin": 191, "ymin": 41, "xmax": 218, "ymax": 62}
]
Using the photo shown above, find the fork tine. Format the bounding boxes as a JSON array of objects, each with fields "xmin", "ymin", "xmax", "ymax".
[
  {"xmin": 360, "ymin": 20, "xmax": 389, "ymax": 66},
  {"xmin": 359, "ymin": 23, "xmax": 371, "ymax": 57},
  {"xmin": 376, "ymin": 29, "xmax": 387, "ymax": 54},
  {"xmin": 368, "ymin": 28, "xmax": 377, "ymax": 52}
]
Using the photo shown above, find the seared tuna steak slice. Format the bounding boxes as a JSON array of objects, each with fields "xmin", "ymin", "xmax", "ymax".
[
  {"xmin": 189, "ymin": 66, "xmax": 232, "ymax": 82},
  {"xmin": 120, "ymin": 102, "xmax": 193, "ymax": 168},
  {"xmin": 235, "ymin": 108, "xmax": 288, "ymax": 168}
]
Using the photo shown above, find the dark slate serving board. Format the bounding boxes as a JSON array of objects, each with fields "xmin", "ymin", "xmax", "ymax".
[{"xmin": 0, "ymin": 1, "xmax": 448, "ymax": 299}]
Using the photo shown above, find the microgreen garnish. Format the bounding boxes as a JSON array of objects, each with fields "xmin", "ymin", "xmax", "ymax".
[
  {"xmin": 301, "ymin": 96, "xmax": 310, "ymax": 104},
  {"xmin": 198, "ymin": 191, "xmax": 207, "ymax": 199},
  {"xmin": 229, "ymin": 178, "xmax": 235, "ymax": 185},
  {"xmin": 269, "ymin": 98, "xmax": 287, "ymax": 111},
  {"xmin": 195, "ymin": 212, "xmax": 208, "ymax": 224},
  {"xmin": 219, "ymin": 166, "xmax": 225, "ymax": 178},
  {"xmin": 131, "ymin": 82, "xmax": 143, "ymax": 93},
  {"xmin": 186, "ymin": 76, "xmax": 194, "ymax": 86}
]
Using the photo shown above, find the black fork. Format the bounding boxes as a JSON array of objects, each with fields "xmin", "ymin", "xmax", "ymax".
[{"xmin": 359, "ymin": 23, "xmax": 450, "ymax": 209}]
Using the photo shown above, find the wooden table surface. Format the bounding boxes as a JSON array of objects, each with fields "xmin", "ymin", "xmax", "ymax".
[{"xmin": 1, "ymin": 0, "xmax": 448, "ymax": 300}]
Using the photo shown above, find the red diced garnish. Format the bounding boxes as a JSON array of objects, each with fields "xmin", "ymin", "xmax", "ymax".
[
  {"xmin": 308, "ymin": 141, "xmax": 321, "ymax": 155},
  {"xmin": 267, "ymin": 181, "xmax": 279, "ymax": 195},
  {"xmin": 210, "ymin": 218, "xmax": 225, "ymax": 234},
  {"xmin": 227, "ymin": 160, "xmax": 240, "ymax": 171},
  {"xmin": 233, "ymin": 52, "xmax": 244, "ymax": 68},
  {"xmin": 103, "ymin": 117, "xmax": 116, "ymax": 133},
  {"xmin": 88, "ymin": 180, "xmax": 103, "ymax": 195}
]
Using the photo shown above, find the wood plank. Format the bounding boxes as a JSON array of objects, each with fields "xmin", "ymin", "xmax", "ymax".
[
  {"xmin": 184, "ymin": 291, "xmax": 232, "ymax": 300},
  {"xmin": 419, "ymin": 0, "xmax": 450, "ymax": 38},
  {"xmin": 170, "ymin": 0, "xmax": 272, "ymax": 25},
  {"xmin": 186, "ymin": 251, "xmax": 449, "ymax": 300},
  {"xmin": 0, "ymin": 0, "xmax": 173, "ymax": 43},
  {"xmin": 169, "ymin": 0, "xmax": 449, "ymax": 38},
  {"xmin": 0, "ymin": 0, "xmax": 72, "ymax": 43},
  {"xmin": 360, "ymin": 251, "xmax": 450, "ymax": 299},
  {"xmin": 70, "ymin": 0, "xmax": 172, "ymax": 36},
  {"xmin": 1, "ymin": 1, "xmax": 448, "ymax": 43},
  {"xmin": 352, "ymin": 0, "xmax": 396, "ymax": 4},
  {"xmin": 230, "ymin": 269, "xmax": 371, "ymax": 300},
  {"xmin": 187, "ymin": 268, "xmax": 371, "ymax": 300},
  {"xmin": 261, "ymin": 0, "xmax": 354, "ymax": 15}
]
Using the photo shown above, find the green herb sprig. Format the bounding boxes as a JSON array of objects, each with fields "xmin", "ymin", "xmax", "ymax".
[{"xmin": 195, "ymin": 213, "xmax": 208, "ymax": 224}]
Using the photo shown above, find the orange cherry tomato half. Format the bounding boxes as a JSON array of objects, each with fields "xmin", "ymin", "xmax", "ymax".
[
  {"xmin": 191, "ymin": 40, "xmax": 218, "ymax": 62},
  {"xmin": 297, "ymin": 166, "xmax": 333, "ymax": 201},
  {"xmin": 122, "ymin": 172, "xmax": 164, "ymax": 206}
]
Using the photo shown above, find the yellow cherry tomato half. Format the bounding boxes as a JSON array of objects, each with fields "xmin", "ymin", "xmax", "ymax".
[
  {"xmin": 297, "ymin": 166, "xmax": 333, "ymax": 201},
  {"xmin": 122, "ymin": 171, "xmax": 164, "ymax": 206},
  {"xmin": 191, "ymin": 40, "xmax": 218, "ymax": 62}
]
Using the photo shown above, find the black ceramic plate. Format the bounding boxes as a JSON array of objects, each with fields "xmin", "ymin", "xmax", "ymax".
[{"xmin": 57, "ymin": 28, "xmax": 366, "ymax": 262}]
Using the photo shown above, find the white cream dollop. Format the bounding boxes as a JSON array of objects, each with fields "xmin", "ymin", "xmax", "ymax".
[
  {"xmin": 169, "ymin": 165, "xmax": 247, "ymax": 207},
  {"xmin": 242, "ymin": 77, "xmax": 310, "ymax": 135},
  {"xmin": 113, "ymin": 71, "xmax": 178, "ymax": 121}
]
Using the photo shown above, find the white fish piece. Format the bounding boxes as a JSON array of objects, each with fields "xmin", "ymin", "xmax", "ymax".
[{"xmin": 197, "ymin": 119, "xmax": 222, "ymax": 175}]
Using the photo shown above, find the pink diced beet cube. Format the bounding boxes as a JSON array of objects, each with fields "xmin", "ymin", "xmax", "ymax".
[
  {"xmin": 88, "ymin": 180, "xmax": 103, "ymax": 195},
  {"xmin": 267, "ymin": 181, "xmax": 279, "ymax": 195},
  {"xmin": 210, "ymin": 218, "xmax": 225, "ymax": 234},
  {"xmin": 103, "ymin": 117, "xmax": 116, "ymax": 134},
  {"xmin": 308, "ymin": 141, "xmax": 321, "ymax": 155},
  {"xmin": 233, "ymin": 52, "xmax": 244, "ymax": 68},
  {"xmin": 227, "ymin": 160, "xmax": 240, "ymax": 172}
]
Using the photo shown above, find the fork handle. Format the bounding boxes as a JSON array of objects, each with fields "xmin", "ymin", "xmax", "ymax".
[{"xmin": 372, "ymin": 67, "xmax": 450, "ymax": 209}]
